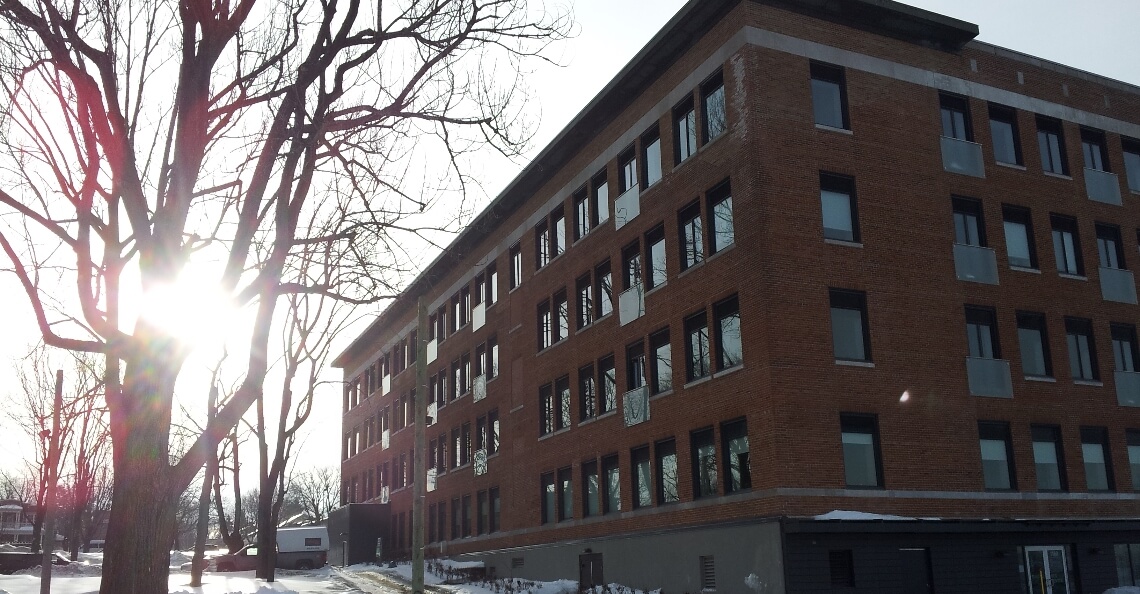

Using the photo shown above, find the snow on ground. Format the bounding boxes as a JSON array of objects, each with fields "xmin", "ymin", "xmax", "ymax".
[
  {"xmin": 1105, "ymin": 589, "xmax": 1140, "ymax": 594},
  {"xmin": 813, "ymin": 510, "xmax": 917, "ymax": 521},
  {"xmin": 0, "ymin": 565, "xmax": 363, "ymax": 594},
  {"xmin": 348, "ymin": 562, "xmax": 661, "ymax": 594}
]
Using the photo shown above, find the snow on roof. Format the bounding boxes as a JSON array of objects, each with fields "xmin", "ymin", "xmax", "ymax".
[
  {"xmin": 0, "ymin": 504, "xmax": 23, "ymax": 511},
  {"xmin": 814, "ymin": 510, "xmax": 919, "ymax": 521}
]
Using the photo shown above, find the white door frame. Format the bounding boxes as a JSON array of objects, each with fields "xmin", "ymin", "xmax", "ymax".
[{"xmin": 1024, "ymin": 545, "xmax": 1071, "ymax": 594}]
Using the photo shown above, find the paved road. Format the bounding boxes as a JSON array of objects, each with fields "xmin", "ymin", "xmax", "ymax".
[{"xmin": 333, "ymin": 567, "xmax": 444, "ymax": 594}]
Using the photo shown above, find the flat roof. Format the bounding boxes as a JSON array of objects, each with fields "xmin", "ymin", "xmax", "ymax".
[{"xmin": 334, "ymin": 0, "xmax": 980, "ymax": 368}]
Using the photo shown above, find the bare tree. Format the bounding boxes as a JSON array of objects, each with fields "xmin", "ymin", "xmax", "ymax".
[
  {"xmin": 213, "ymin": 429, "xmax": 247, "ymax": 554},
  {"xmin": 7, "ymin": 345, "xmax": 109, "ymax": 555},
  {"xmin": 255, "ymin": 240, "xmax": 353, "ymax": 580},
  {"xmin": 0, "ymin": 0, "xmax": 568, "ymax": 591},
  {"xmin": 288, "ymin": 466, "xmax": 339, "ymax": 525}
]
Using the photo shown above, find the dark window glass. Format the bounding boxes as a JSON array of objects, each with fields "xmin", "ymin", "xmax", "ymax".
[
  {"xmin": 989, "ymin": 103, "xmax": 1022, "ymax": 165},
  {"xmin": 820, "ymin": 173, "xmax": 859, "ymax": 243},
  {"xmin": 810, "ymin": 61, "xmax": 848, "ymax": 129},
  {"xmin": 1065, "ymin": 317, "xmax": 1100, "ymax": 381},
  {"xmin": 509, "ymin": 243, "xmax": 522, "ymax": 289},
  {"xmin": 829, "ymin": 550, "xmax": 855, "ymax": 587},
  {"xmin": 574, "ymin": 187, "xmax": 590, "ymax": 241},
  {"xmin": 679, "ymin": 200, "xmax": 703, "ymax": 271},
  {"xmin": 1081, "ymin": 128, "xmax": 1110, "ymax": 172},
  {"xmin": 540, "ymin": 473, "xmax": 555, "ymax": 524},
  {"xmin": 1051, "ymin": 214, "xmax": 1084, "ymax": 276},
  {"xmin": 701, "ymin": 71, "xmax": 726, "ymax": 142},
  {"xmin": 626, "ymin": 340, "xmax": 646, "ymax": 390},
  {"xmin": 618, "ymin": 147, "xmax": 637, "ymax": 195},
  {"xmin": 591, "ymin": 170, "xmax": 610, "ymax": 225},
  {"xmin": 708, "ymin": 180, "xmax": 734, "ymax": 253},
  {"xmin": 649, "ymin": 328, "xmax": 672, "ymax": 394},
  {"xmin": 642, "ymin": 126, "xmax": 662, "ymax": 188},
  {"xmin": 691, "ymin": 428, "xmax": 718, "ymax": 498},
  {"xmin": 714, "ymin": 295, "xmax": 742, "ymax": 370},
  {"xmin": 978, "ymin": 421, "xmax": 1016, "ymax": 490},
  {"xmin": 1037, "ymin": 116, "xmax": 1069, "ymax": 175},
  {"xmin": 1096, "ymin": 223, "xmax": 1126, "ymax": 270},
  {"xmin": 685, "ymin": 311, "xmax": 711, "ymax": 382},
  {"xmin": 1080, "ymin": 426, "xmax": 1114, "ymax": 491},
  {"xmin": 557, "ymin": 467, "xmax": 573, "ymax": 521},
  {"xmin": 655, "ymin": 438, "xmax": 679, "ymax": 504},
  {"xmin": 602, "ymin": 454, "xmax": 621, "ymax": 513},
  {"xmin": 1031, "ymin": 425, "xmax": 1067, "ymax": 492},
  {"xmin": 582, "ymin": 460, "xmax": 600, "ymax": 518},
  {"xmin": 599, "ymin": 355, "xmax": 617, "ymax": 414},
  {"xmin": 579, "ymin": 364, "xmax": 596, "ymax": 420},
  {"xmin": 840, "ymin": 414, "xmax": 882, "ymax": 488},
  {"xmin": 675, "ymin": 97, "xmax": 698, "ymax": 164},
  {"xmin": 1123, "ymin": 137, "xmax": 1140, "ymax": 193},
  {"xmin": 1111, "ymin": 323, "xmax": 1139, "ymax": 373},
  {"xmin": 1017, "ymin": 312, "xmax": 1053, "ymax": 378},
  {"xmin": 939, "ymin": 93, "xmax": 973, "ymax": 141},
  {"xmin": 830, "ymin": 289, "xmax": 870, "ymax": 362},
  {"xmin": 1002, "ymin": 205, "xmax": 1038, "ymax": 269},
  {"xmin": 595, "ymin": 260, "xmax": 613, "ymax": 318},
  {"xmin": 952, "ymin": 196, "xmax": 986, "ymax": 247},
  {"xmin": 646, "ymin": 224, "xmax": 667, "ymax": 289},
  {"xmin": 722, "ymin": 419, "xmax": 751, "ymax": 492},
  {"xmin": 631, "ymin": 446, "xmax": 651, "ymax": 509},
  {"xmin": 965, "ymin": 306, "xmax": 1000, "ymax": 359}
]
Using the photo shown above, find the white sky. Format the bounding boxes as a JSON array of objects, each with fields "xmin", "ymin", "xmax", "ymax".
[{"xmin": 1, "ymin": 0, "xmax": 1138, "ymax": 485}]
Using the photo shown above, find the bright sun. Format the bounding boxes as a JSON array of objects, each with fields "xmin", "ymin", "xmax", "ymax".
[{"xmin": 136, "ymin": 268, "xmax": 242, "ymax": 349}]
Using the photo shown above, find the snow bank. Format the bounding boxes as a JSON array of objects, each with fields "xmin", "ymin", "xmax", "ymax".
[{"xmin": 1104, "ymin": 588, "xmax": 1140, "ymax": 594}]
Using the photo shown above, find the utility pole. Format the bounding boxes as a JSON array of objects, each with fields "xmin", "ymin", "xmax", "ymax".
[
  {"xmin": 40, "ymin": 369, "xmax": 63, "ymax": 594},
  {"xmin": 412, "ymin": 297, "xmax": 428, "ymax": 593}
]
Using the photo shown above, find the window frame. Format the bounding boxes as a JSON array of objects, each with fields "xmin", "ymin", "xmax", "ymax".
[
  {"xmin": 810, "ymin": 61, "xmax": 849, "ymax": 130},
  {"xmin": 1016, "ymin": 311, "xmax": 1053, "ymax": 378},
  {"xmin": 708, "ymin": 180, "xmax": 734, "ymax": 254},
  {"xmin": 820, "ymin": 172, "xmax": 859, "ymax": 243},
  {"xmin": 1031, "ymin": 425, "xmax": 1068, "ymax": 492},
  {"xmin": 1080, "ymin": 426, "xmax": 1115, "ymax": 492},
  {"xmin": 939, "ymin": 93, "xmax": 973, "ymax": 141},
  {"xmin": 641, "ymin": 125, "xmax": 663, "ymax": 189},
  {"xmin": 691, "ymin": 427, "xmax": 718, "ymax": 499},
  {"xmin": 1065, "ymin": 317, "xmax": 1100, "ymax": 382},
  {"xmin": 830, "ymin": 289, "xmax": 871, "ymax": 363},
  {"xmin": 714, "ymin": 295, "xmax": 743, "ymax": 371},
  {"xmin": 684, "ymin": 310, "xmax": 711, "ymax": 382},
  {"xmin": 1122, "ymin": 136, "xmax": 1140, "ymax": 193},
  {"xmin": 1080, "ymin": 127, "xmax": 1111, "ymax": 172},
  {"xmin": 674, "ymin": 96, "xmax": 698, "ymax": 164},
  {"xmin": 649, "ymin": 327, "xmax": 672, "ymax": 395},
  {"xmin": 840, "ymin": 413, "xmax": 883, "ymax": 489},
  {"xmin": 655, "ymin": 438, "xmax": 680, "ymax": 505},
  {"xmin": 978, "ymin": 421, "xmax": 1017, "ymax": 491},
  {"xmin": 645, "ymin": 224, "xmax": 667, "ymax": 290},
  {"xmin": 722, "ymin": 418, "xmax": 751, "ymax": 493},
  {"xmin": 965, "ymin": 305, "xmax": 1001, "ymax": 360},
  {"xmin": 678, "ymin": 200, "xmax": 704, "ymax": 271},
  {"xmin": 952, "ymin": 196, "xmax": 987, "ymax": 247},
  {"xmin": 1050, "ymin": 214, "xmax": 1084, "ymax": 276},
  {"xmin": 1096, "ymin": 222, "xmax": 1126, "ymax": 270},
  {"xmin": 1037, "ymin": 115, "xmax": 1069, "ymax": 175},
  {"xmin": 701, "ymin": 70, "xmax": 726, "ymax": 143},
  {"xmin": 988, "ymin": 103, "xmax": 1023, "ymax": 166},
  {"xmin": 1002, "ymin": 205, "xmax": 1038, "ymax": 269}
]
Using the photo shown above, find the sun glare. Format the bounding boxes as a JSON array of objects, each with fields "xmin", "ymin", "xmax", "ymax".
[{"xmin": 137, "ymin": 270, "xmax": 241, "ymax": 349}]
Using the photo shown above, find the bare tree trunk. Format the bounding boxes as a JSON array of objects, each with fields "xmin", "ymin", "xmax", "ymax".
[{"xmin": 191, "ymin": 386, "xmax": 219, "ymax": 587}]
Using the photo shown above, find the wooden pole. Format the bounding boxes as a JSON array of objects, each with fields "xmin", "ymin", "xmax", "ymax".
[{"xmin": 40, "ymin": 369, "xmax": 63, "ymax": 594}]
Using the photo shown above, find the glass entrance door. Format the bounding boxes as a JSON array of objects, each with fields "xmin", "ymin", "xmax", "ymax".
[{"xmin": 1025, "ymin": 546, "xmax": 1070, "ymax": 594}]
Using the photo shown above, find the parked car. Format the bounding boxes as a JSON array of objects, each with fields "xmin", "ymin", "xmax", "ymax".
[
  {"xmin": 214, "ymin": 527, "xmax": 328, "ymax": 572},
  {"xmin": 0, "ymin": 552, "xmax": 70, "ymax": 575}
]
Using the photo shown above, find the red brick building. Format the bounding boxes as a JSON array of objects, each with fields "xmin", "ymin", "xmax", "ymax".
[{"xmin": 333, "ymin": 0, "xmax": 1140, "ymax": 591}]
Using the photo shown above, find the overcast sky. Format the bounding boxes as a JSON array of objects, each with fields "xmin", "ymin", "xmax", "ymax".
[{"xmin": 2, "ymin": 0, "xmax": 1137, "ymax": 482}]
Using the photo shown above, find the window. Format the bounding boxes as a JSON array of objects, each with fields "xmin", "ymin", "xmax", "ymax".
[
  {"xmin": 510, "ymin": 242, "xmax": 522, "ymax": 289},
  {"xmin": 708, "ymin": 181, "xmax": 734, "ymax": 253},
  {"xmin": 641, "ymin": 127, "xmax": 662, "ymax": 188},
  {"xmin": 1031, "ymin": 425, "xmax": 1066, "ymax": 492},
  {"xmin": 461, "ymin": 423, "xmax": 471, "ymax": 465},
  {"xmin": 602, "ymin": 454, "xmax": 621, "ymax": 513},
  {"xmin": 1037, "ymin": 115, "xmax": 1069, "ymax": 175},
  {"xmin": 1002, "ymin": 205, "xmax": 1037, "ymax": 269},
  {"xmin": 952, "ymin": 196, "xmax": 986, "ymax": 246},
  {"xmin": 552, "ymin": 207, "xmax": 566, "ymax": 259},
  {"xmin": 595, "ymin": 260, "xmax": 613, "ymax": 318},
  {"xmin": 1066, "ymin": 317, "xmax": 1099, "ymax": 381},
  {"xmin": 579, "ymin": 364, "xmax": 596, "ymax": 420},
  {"xmin": 537, "ymin": 300, "xmax": 551, "ymax": 350},
  {"xmin": 622, "ymin": 241, "xmax": 642, "ymax": 291},
  {"xmin": 1128, "ymin": 430, "xmax": 1140, "ymax": 492},
  {"xmin": 989, "ymin": 103, "xmax": 1022, "ymax": 165},
  {"xmin": 679, "ymin": 201, "xmax": 703, "ymax": 270},
  {"xmin": 591, "ymin": 170, "xmax": 610, "ymax": 225},
  {"xmin": 599, "ymin": 355, "xmax": 617, "ymax": 414},
  {"xmin": 618, "ymin": 147, "xmax": 637, "ymax": 195},
  {"xmin": 820, "ymin": 173, "xmax": 859, "ymax": 243},
  {"xmin": 488, "ymin": 409, "xmax": 499, "ymax": 454},
  {"xmin": 582, "ymin": 460, "xmax": 600, "ymax": 518},
  {"xmin": 1123, "ymin": 137, "xmax": 1140, "ymax": 193},
  {"xmin": 451, "ymin": 359, "xmax": 462, "ymax": 401},
  {"xmin": 477, "ymin": 490, "xmax": 489, "ymax": 535},
  {"xmin": 555, "ymin": 375, "xmax": 571, "ymax": 431},
  {"xmin": 655, "ymin": 438, "xmax": 679, "ymax": 504},
  {"xmin": 1017, "ymin": 312, "xmax": 1053, "ymax": 378},
  {"xmin": 940, "ymin": 93, "xmax": 973, "ymax": 141},
  {"xmin": 576, "ymin": 274, "xmax": 593, "ymax": 329},
  {"xmin": 829, "ymin": 550, "xmax": 855, "ymax": 587},
  {"xmin": 691, "ymin": 428, "xmax": 718, "ymax": 499},
  {"xmin": 554, "ymin": 289, "xmax": 569, "ymax": 343},
  {"xmin": 486, "ymin": 335, "xmax": 498, "ymax": 379},
  {"xmin": 1081, "ymin": 426, "xmax": 1114, "ymax": 491},
  {"xmin": 437, "ymin": 502, "xmax": 447, "ymax": 541},
  {"xmin": 557, "ymin": 467, "xmax": 573, "ymax": 521},
  {"xmin": 722, "ymin": 419, "xmax": 751, "ymax": 492},
  {"xmin": 1081, "ymin": 128, "xmax": 1110, "ymax": 171},
  {"xmin": 978, "ymin": 421, "xmax": 1016, "ymax": 490},
  {"xmin": 1051, "ymin": 214, "xmax": 1084, "ymax": 276},
  {"xmin": 436, "ymin": 306, "xmax": 447, "ymax": 341},
  {"xmin": 700, "ymin": 556, "xmax": 716, "ymax": 591},
  {"xmin": 965, "ymin": 306, "xmax": 1000, "ymax": 359},
  {"xmin": 685, "ymin": 311, "xmax": 711, "ymax": 382},
  {"xmin": 810, "ymin": 61, "xmax": 848, "ymax": 130},
  {"xmin": 645, "ymin": 225, "xmax": 667, "ymax": 289},
  {"xmin": 675, "ymin": 97, "xmax": 698, "ymax": 164},
  {"xmin": 631, "ymin": 446, "xmax": 651, "ymax": 509},
  {"xmin": 540, "ymin": 472, "xmax": 555, "ymax": 524},
  {"xmin": 574, "ymin": 187, "xmax": 590, "ymax": 241},
  {"xmin": 701, "ymin": 71, "xmax": 726, "ymax": 142},
  {"xmin": 460, "ymin": 288, "xmax": 470, "ymax": 327},
  {"xmin": 841, "ymin": 414, "xmax": 882, "ymax": 488},
  {"xmin": 539, "ymin": 383, "xmax": 554, "ymax": 436},
  {"xmin": 486, "ymin": 262, "xmax": 498, "ymax": 305},
  {"xmin": 830, "ymin": 289, "xmax": 870, "ymax": 362},
  {"xmin": 1115, "ymin": 543, "xmax": 1140, "ymax": 587},
  {"xmin": 1097, "ymin": 223, "xmax": 1126, "ymax": 270},
  {"xmin": 489, "ymin": 487, "xmax": 500, "ymax": 532},
  {"xmin": 714, "ymin": 295, "xmax": 742, "ymax": 370},
  {"xmin": 1112, "ymin": 324, "xmax": 1138, "ymax": 373},
  {"xmin": 626, "ymin": 340, "xmax": 646, "ymax": 390},
  {"xmin": 649, "ymin": 328, "xmax": 672, "ymax": 394},
  {"xmin": 535, "ymin": 220, "xmax": 550, "ymax": 270}
]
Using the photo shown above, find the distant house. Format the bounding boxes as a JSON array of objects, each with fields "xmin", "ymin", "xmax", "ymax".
[{"xmin": 0, "ymin": 500, "xmax": 34, "ymax": 545}]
